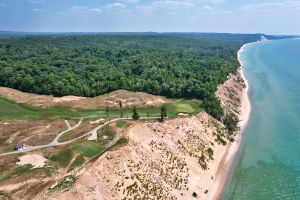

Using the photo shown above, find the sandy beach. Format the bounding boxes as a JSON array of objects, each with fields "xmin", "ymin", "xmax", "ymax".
[{"xmin": 208, "ymin": 44, "xmax": 252, "ymax": 200}]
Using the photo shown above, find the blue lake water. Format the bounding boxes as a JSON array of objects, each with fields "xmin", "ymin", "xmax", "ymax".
[{"xmin": 223, "ymin": 38, "xmax": 300, "ymax": 200}]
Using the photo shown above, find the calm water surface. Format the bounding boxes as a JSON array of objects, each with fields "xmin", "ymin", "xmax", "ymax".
[{"xmin": 223, "ymin": 38, "xmax": 300, "ymax": 200}]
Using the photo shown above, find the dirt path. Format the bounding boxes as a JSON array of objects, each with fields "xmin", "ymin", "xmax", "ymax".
[{"xmin": 64, "ymin": 120, "xmax": 71, "ymax": 129}]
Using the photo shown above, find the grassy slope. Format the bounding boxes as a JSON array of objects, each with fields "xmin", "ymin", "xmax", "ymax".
[{"xmin": 0, "ymin": 95, "xmax": 203, "ymax": 121}]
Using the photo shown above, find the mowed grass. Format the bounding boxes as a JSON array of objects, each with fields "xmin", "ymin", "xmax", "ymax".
[
  {"xmin": 175, "ymin": 103, "xmax": 195, "ymax": 113},
  {"xmin": 75, "ymin": 141, "xmax": 105, "ymax": 158},
  {"xmin": 165, "ymin": 100, "xmax": 203, "ymax": 117}
]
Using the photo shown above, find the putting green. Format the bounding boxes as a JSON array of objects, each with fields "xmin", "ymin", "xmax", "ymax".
[{"xmin": 175, "ymin": 103, "xmax": 195, "ymax": 113}]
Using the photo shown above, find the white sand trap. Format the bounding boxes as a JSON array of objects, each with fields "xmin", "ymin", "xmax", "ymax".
[
  {"xmin": 53, "ymin": 95, "xmax": 84, "ymax": 103},
  {"xmin": 17, "ymin": 154, "xmax": 47, "ymax": 168}
]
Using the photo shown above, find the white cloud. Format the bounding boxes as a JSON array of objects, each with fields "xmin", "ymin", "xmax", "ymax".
[
  {"xmin": 71, "ymin": 6, "xmax": 102, "ymax": 14},
  {"xmin": 104, "ymin": 2, "xmax": 127, "ymax": 10},
  {"xmin": 88, "ymin": 8, "xmax": 102, "ymax": 13},
  {"xmin": 241, "ymin": 1, "xmax": 300, "ymax": 11}
]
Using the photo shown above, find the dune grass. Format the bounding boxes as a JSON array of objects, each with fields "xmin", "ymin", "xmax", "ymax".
[
  {"xmin": 49, "ymin": 175, "xmax": 77, "ymax": 192},
  {"xmin": 109, "ymin": 137, "xmax": 129, "ymax": 150},
  {"xmin": 115, "ymin": 120, "xmax": 128, "ymax": 128},
  {"xmin": 0, "ymin": 164, "xmax": 33, "ymax": 180},
  {"xmin": 68, "ymin": 155, "xmax": 85, "ymax": 172}
]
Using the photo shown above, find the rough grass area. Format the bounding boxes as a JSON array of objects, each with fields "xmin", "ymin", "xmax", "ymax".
[
  {"xmin": 0, "ymin": 96, "xmax": 80, "ymax": 120},
  {"xmin": 98, "ymin": 125, "xmax": 116, "ymax": 138},
  {"xmin": 68, "ymin": 155, "xmax": 85, "ymax": 172},
  {"xmin": 44, "ymin": 164, "xmax": 59, "ymax": 175},
  {"xmin": 110, "ymin": 137, "xmax": 129, "ymax": 150},
  {"xmin": 0, "ymin": 164, "xmax": 33, "ymax": 180},
  {"xmin": 49, "ymin": 148, "xmax": 73, "ymax": 167},
  {"xmin": 115, "ymin": 120, "xmax": 128, "ymax": 128},
  {"xmin": 75, "ymin": 141, "xmax": 105, "ymax": 158},
  {"xmin": 58, "ymin": 130, "xmax": 75, "ymax": 142},
  {"xmin": 49, "ymin": 175, "xmax": 76, "ymax": 192}
]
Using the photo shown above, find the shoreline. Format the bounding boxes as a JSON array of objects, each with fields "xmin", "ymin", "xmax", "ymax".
[{"xmin": 208, "ymin": 43, "xmax": 252, "ymax": 200}]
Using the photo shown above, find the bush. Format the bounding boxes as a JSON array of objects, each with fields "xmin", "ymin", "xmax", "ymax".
[
  {"xmin": 132, "ymin": 107, "xmax": 140, "ymax": 120},
  {"xmin": 203, "ymin": 96, "xmax": 223, "ymax": 120},
  {"xmin": 223, "ymin": 113, "xmax": 239, "ymax": 134},
  {"xmin": 192, "ymin": 192, "xmax": 198, "ymax": 198}
]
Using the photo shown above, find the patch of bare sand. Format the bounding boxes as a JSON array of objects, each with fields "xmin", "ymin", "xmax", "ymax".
[
  {"xmin": 17, "ymin": 154, "xmax": 47, "ymax": 168},
  {"xmin": 0, "ymin": 87, "xmax": 166, "ymax": 109}
]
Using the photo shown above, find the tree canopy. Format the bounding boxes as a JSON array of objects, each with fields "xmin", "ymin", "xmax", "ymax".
[{"xmin": 0, "ymin": 33, "xmax": 246, "ymax": 118}]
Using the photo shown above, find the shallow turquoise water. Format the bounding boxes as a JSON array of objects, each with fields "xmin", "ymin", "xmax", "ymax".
[{"xmin": 223, "ymin": 38, "xmax": 300, "ymax": 200}]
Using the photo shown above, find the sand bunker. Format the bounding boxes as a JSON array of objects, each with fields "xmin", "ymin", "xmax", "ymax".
[{"xmin": 17, "ymin": 154, "xmax": 47, "ymax": 168}]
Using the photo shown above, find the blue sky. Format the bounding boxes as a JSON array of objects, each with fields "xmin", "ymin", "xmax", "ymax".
[{"xmin": 0, "ymin": 0, "xmax": 299, "ymax": 34}]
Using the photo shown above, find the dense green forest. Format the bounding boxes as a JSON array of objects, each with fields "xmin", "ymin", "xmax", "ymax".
[{"xmin": 0, "ymin": 33, "xmax": 249, "ymax": 119}]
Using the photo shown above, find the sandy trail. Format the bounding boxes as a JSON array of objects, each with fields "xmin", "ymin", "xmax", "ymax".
[{"xmin": 64, "ymin": 120, "xmax": 71, "ymax": 129}]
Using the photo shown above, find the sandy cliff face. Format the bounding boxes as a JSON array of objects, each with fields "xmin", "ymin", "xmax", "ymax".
[
  {"xmin": 53, "ymin": 113, "xmax": 229, "ymax": 200},
  {"xmin": 216, "ymin": 69, "xmax": 246, "ymax": 115},
  {"xmin": 51, "ymin": 70, "xmax": 245, "ymax": 200}
]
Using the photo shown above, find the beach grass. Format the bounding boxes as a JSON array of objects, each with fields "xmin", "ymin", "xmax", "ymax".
[{"xmin": 68, "ymin": 155, "xmax": 85, "ymax": 172}]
